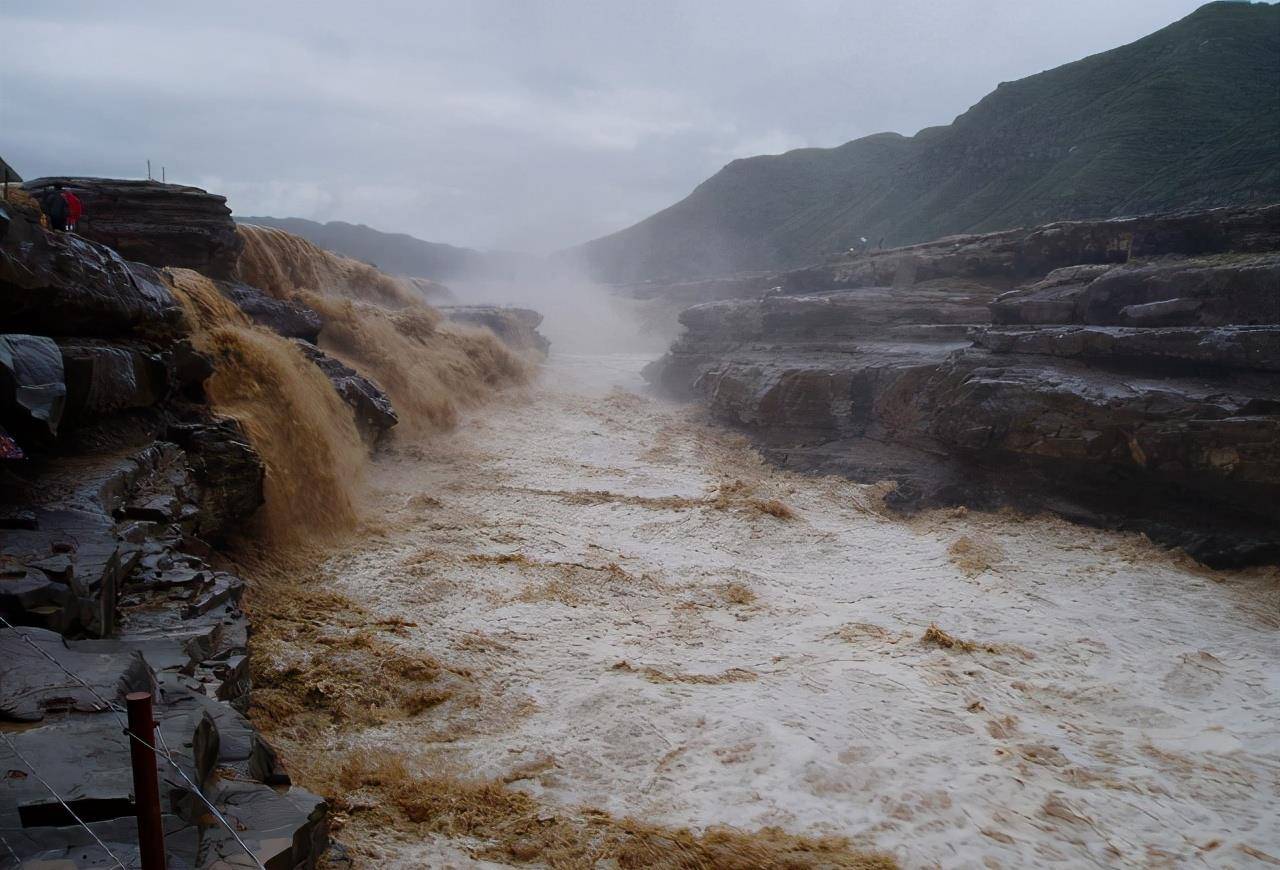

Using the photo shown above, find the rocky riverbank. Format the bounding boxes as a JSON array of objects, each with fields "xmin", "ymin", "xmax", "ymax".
[
  {"xmin": 1, "ymin": 177, "xmax": 545, "ymax": 867},
  {"xmin": 646, "ymin": 204, "xmax": 1280, "ymax": 567}
]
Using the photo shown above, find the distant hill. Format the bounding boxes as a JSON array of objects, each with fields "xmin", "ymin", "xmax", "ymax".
[
  {"xmin": 572, "ymin": 1, "xmax": 1280, "ymax": 283},
  {"xmin": 235, "ymin": 216, "xmax": 537, "ymax": 282}
]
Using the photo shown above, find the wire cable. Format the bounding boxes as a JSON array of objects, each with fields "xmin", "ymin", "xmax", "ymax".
[
  {"xmin": 0, "ymin": 615, "xmax": 127, "ymax": 729},
  {"xmin": 148, "ymin": 727, "xmax": 266, "ymax": 870},
  {"xmin": 0, "ymin": 731, "xmax": 129, "ymax": 870},
  {"xmin": 0, "ymin": 617, "xmax": 267, "ymax": 870},
  {"xmin": 0, "ymin": 832, "xmax": 22, "ymax": 869}
]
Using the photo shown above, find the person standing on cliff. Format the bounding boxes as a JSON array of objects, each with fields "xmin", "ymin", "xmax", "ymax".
[
  {"xmin": 62, "ymin": 188, "xmax": 83, "ymax": 233},
  {"xmin": 39, "ymin": 183, "xmax": 68, "ymax": 232}
]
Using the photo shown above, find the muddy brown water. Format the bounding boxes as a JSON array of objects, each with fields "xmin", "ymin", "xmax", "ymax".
[{"xmin": 249, "ymin": 352, "xmax": 1280, "ymax": 868}]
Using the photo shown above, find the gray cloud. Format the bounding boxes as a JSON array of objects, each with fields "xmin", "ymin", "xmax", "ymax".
[{"xmin": 1, "ymin": 0, "xmax": 1206, "ymax": 252}]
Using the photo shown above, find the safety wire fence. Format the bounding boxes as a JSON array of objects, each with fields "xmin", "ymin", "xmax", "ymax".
[{"xmin": 0, "ymin": 615, "xmax": 267, "ymax": 870}]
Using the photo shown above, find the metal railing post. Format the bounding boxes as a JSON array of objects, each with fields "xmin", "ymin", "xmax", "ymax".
[{"xmin": 125, "ymin": 691, "xmax": 167, "ymax": 870}]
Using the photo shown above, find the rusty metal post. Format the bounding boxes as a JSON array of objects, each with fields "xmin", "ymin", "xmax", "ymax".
[{"xmin": 126, "ymin": 691, "xmax": 167, "ymax": 870}]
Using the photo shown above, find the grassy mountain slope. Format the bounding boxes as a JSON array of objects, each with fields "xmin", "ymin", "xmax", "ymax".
[{"xmin": 573, "ymin": 1, "xmax": 1280, "ymax": 283}]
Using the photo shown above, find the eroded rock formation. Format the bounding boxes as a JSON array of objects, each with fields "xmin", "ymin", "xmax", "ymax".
[
  {"xmin": 23, "ymin": 177, "xmax": 244, "ymax": 280},
  {"xmin": 647, "ymin": 205, "xmax": 1280, "ymax": 566},
  {"xmin": 0, "ymin": 188, "xmax": 323, "ymax": 867},
  {"xmin": 440, "ymin": 305, "xmax": 552, "ymax": 355},
  {"xmin": 1, "ymin": 175, "xmax": 549, "ymax": 867}
]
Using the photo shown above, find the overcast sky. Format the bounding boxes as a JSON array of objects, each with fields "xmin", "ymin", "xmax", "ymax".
[{"xmin": 2, "ymin": 1, "xmax": 1211, "ymax": 253}]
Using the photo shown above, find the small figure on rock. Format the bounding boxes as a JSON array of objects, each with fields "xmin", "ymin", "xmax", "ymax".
[
  {"xmin": 39, "ymin": 183, "xmax": 68, "ymax": 231},
  {"xmin": 63, "ymin": 187, "xmax": 83, "ymax": 233},
  {"xmin": 38, "ymin": 183, "xmax": 82, "ymax": 233}
]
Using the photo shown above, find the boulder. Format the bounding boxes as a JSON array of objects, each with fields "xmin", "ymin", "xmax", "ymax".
[
  {"xmin": 0, "ymin": 334, "xmax": 66, "ymax": 437},
  {"xmin": 167, "ymin": 421, "xmax": 265, "ymax": 542},
  {"xmin": 57, "ymin": 339, "xmax": 166, "ymax": 426},
  {"xmin": 440, "ymin": 305, "xmax": 551, "ymax": 354},
  {"xmin": 292, "ymin": 340, "xmax": 399, "ymax": 439},
  {"xmin": 217, "ymin": 281, "xmax": 322, "ymax": 341},
  {"xmin": 0, "ymin": 210, "xmax": 184, "ymax": 338},
  {"xmin": 24, "ymin": 177, "xmax": 244, "ymax": 280}
]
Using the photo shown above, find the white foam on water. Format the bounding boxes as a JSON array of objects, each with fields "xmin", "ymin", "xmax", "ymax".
[{"xmin": 322, "ymin": 352, "xmax": 1280, "ymax": 868}]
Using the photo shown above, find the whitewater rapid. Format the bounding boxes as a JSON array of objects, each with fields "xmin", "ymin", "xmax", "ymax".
[{"xmin": 296, "ymin": 352, "xmax": 1279, "ymax": 868}]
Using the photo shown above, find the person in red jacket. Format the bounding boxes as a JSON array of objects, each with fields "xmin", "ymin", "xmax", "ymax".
[{"xmin": 62, "ymin": 188, "xmax": 83, "ymax": 232}]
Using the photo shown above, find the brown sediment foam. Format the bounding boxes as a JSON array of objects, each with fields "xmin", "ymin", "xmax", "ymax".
[
  {"xmin": 165, "ymin": 223, "xmax": 532, "ymax": 535},
  {"xmin": 239, "ymin": 547, "xmax": 467, "ymax": 741},
  {"xmin": 511, "ymin": 482, "xmax": 799, "ymax": 520},
  {"xmin": 235, "ymin": 223, "xmax": 422, "ymax": 308},
  {"xmin": 719, "ymin": 581, "xmax": 757, "ymax": 605},
  {"xmin": 239, "ymin": 223, "xmax": 532, "ymax": 433},
  {"xmin": 611, "ymin": 660, "xmax": 759, "ymax": 684},
  {"xmin": 948, "ymin": 534, "xmax": 1005, "ymax": 575},
  {"xmin": 920, "ymin": 623, "xmax": 1034, "ymax": 659},
  {"xmin": 307, "ymin": 749, "xmax": 898, "ymax": 868},
  {"xmin": 164, "ymin": 268, "xmax": 366, "ymax": 541},
  {"xmin": 300, "ymin": 292, "xmax": 530, "ymax": 432}
]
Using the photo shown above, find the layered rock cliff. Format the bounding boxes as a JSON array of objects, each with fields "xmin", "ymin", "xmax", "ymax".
[
  {"xmin": 1, "ymin": 177, "xmax": 547, "ymax": 867},
  {"xmin": 24, "ymin": 178, "xmax": 244, "ymax": 280},
  {"xmin": 647, "ymin": 204, "xmax": 1280, "ymax": 567},
  {"xmin": 0, "ymin": 186, "xmax": 326, "ymax": 867}
]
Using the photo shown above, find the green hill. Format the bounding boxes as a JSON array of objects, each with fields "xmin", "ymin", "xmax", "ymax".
[{"xmin": 572, "ymin": 1, "xmax": 1280, "ymax": 283}]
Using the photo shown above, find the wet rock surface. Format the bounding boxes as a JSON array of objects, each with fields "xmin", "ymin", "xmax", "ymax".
[
  {"xmin": 216, "ymin": 281, "xmax": 323, "ymax": 341},
  {"xmin": 0, "ymin": 334, "xmax": 66, "ymax": 440},
  {"xmin": 292, "ymin": 339, "xmax": 399, "ymax": 439},
  {"xmin": 24, "ymin": 178, "xmax": 244, "ymax": 280},
  {"xmin": 0, "ymin": 438, "xmax": 326, "ymax": 868},
  {"xmin": 441, "ymin": 305, "xmax": 552, "ymax": 355},
  {"xmin": 0, "ymin": 199, "xmax": 184, "ymax": 340},
  {"xmin": 648, "ymin": 204, "xmax": 1280, "ymax": 566},
  {"xmin": 1, "ymin": 195, "xmax": 327, "ymax": 867}
]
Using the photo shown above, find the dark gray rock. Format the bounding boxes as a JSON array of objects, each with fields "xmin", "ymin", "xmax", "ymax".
[
  {"xmin": 167, "ymin": 421, "xmax": 265, "ymax": 542},
  {"xmin": 441, "ymin": 305, "xmax": 551, "ymax": 354},
  {"xmin": 0, "ymin": 626, "xmax": 153, "ymax": 721},
  {"xmin": 0, "ymin": 210, "xmax": 184, "ymax": 338},
  {"xmin": 650, "ymin": 204, "xmax": 1280, "ymax": 566},
  {"xmin": 197, "ymin": 780, "xmax": 328, "ymax": 870},
  {"xmin": 0, "ymin": 334, "xmax": 66, "ymax": 437},
  {"xmin": 974, "ymin": 325, "xmax": 1280, "ymax": 371},
  {"xmin": 171, "ymin": 338, "xmax": 215, "ymax": 400},
  {"xmin": 0, "ymin": 815, "xmax": 200, "ymax": 869},
  {"xmin": 57, "ymin": 338, "xmax": 165, "ymax": 426},
  {"xmin": 0, "ymin": 508, "xmax": 124, "ymax": 636},
  {"xmin": 292, "ymin": 340, "xmax": 398, "ymax": 439},
  {"xmin": 24, "ymin": 177, "xmax": 244, "ymax": 280},
  {"xmin": 217, "ymin": 280, "xmax": 322, "ymax": 341},
  {"xmin": 991, "ymin": 253, "xmax": 1280, "ymax": 326}
]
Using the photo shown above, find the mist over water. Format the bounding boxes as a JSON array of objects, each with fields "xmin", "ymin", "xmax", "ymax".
[{"xmin": 449, "ymin": 265, "xmax": 676, "ymax": 357}]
